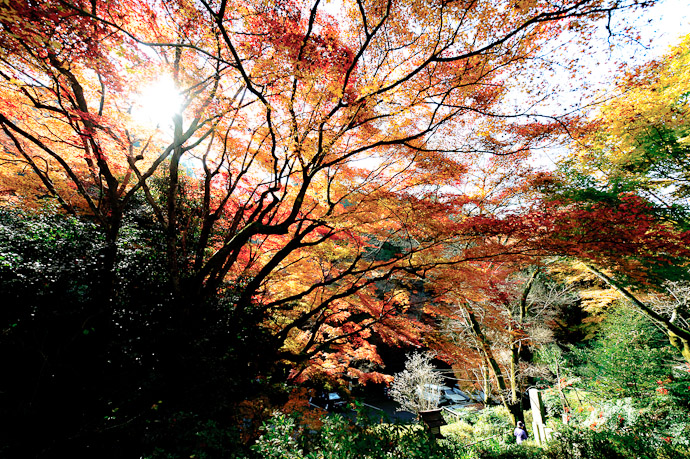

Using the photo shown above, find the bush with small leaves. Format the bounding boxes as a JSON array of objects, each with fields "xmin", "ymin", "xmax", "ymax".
[{"xmin": 252, "ymin": 414, "xmax": 305, "ymax": 459}]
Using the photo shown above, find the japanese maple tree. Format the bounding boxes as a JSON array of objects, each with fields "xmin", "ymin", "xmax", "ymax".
[
  {"xmin": 566, "ymin": 33, "xmax": 690, "ymax": 216},
  {"xmin": 0, "ymin": 0, "xmax": 656, "ymax": 384},
  {"xmin": 510, "ymin": 35, "xmax": 690, "ymax": 364}
]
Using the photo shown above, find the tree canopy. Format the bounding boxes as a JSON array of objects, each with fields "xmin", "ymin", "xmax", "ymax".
[{"xmin": 2, "ymin": 0, "xmax": 689, "ymax": 457}]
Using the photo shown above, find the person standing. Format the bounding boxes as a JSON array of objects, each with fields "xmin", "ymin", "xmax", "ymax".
[{"xmin": 514, "ymin": 421, "xmax": 528, "ymax": 444}]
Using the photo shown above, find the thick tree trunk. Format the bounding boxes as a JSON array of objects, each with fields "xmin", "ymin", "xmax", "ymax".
[
  {"xmin": 165, "ymin": 116, "xmax": 185, "ymax": 296},
  {"xmin": 509, "ymin": 328, "xmax": 519, "ymax": 403},
  {"xmin": 508, "ymin": 270, "xmax": 538, "ymax": 420}
]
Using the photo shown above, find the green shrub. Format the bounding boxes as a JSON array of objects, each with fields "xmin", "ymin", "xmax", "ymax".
[
  {"xmin": 475, "ymin": 441, "xmax": 544, "ymax": 458},
  {"xmin": 252, "ymin": 412, "xmax": 468, "ymax": 459},
  {"xmin": 145, "ymin": 412, "xmax": 246, "ymax": 459},
  {"xmin": 569, "ymin": 306, "xmax": 677, "ymax": 400},
  {"xmin": 572, "ymin": 382, "xmax": 690, "ymax": 448},
  {"xmin": 442, "ymin": 406, "xmax": 514, "ymax": 446},
  {"xmin": 251, "ymin": 409, "xmax": 690, "ymax": 459},
  {"xmin": 252, "ymin": 414, "xmax": 304, "ymax": 459},
  {"xmin": 541, "ymin": 426, "xmax": 690, "ymax": 459},
  {"xmin": 581, "ymin": 397, "xmax": 640, "ymax": 431}
]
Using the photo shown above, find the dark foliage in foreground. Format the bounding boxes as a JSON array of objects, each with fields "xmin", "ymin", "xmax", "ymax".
[{"xmin": 0, "ymin": 207, "xmax": 278, "ymax": 458}]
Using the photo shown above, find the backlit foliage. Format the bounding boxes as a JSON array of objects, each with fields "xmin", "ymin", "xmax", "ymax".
[{"xmin": 0, "ymin": 0, "xmax": 655, "ymax": 383}]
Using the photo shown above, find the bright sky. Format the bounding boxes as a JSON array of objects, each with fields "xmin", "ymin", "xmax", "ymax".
[
  {"xmin": 579, "ymin": 0, "xmax": 689, "ymax": 83},
  {"xmin": 526, "ymin": 0, "xmax": 690, "ymax": 169},
  {"xmin": 627, "ymin": 0, "xmax": 690, "ymax": 59},
  {"xmin": 133, "ymin": 75, "xmax": 183, "ymax": 130},
  {"xmin": 587, "ymin": 0, "xmax": 689, "ymax": 80},
  {"xmin": 134, "ymin": 0, "xmax": 688, "ymax": 172}
]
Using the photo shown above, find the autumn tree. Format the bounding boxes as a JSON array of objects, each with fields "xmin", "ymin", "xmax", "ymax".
[
  {"xmin": 473, "ymin": 185, "xmax": 690, "ymax": 364},
  {"xmin": 1, "ymin": 0, "xmax": 652, "ymax": 379},
  {"xmin": 0, "ymin": 0, "xmax": 663, "ymax": 454},
  {"xmin": 507, "ymin": 35, "xmax": 690, "ymax": 364},
  {"xmin": 427, "ymin": 261, "xmax": 573, "ymax": 425},
  {"xmin": 566, "ymin": 33, "xmax": 690, "ymax": 221}
]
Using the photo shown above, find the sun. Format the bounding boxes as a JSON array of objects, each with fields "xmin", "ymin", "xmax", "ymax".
[{"xmin": 133, "ymin": 75, "xmax": 183, "ymax": 129}]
